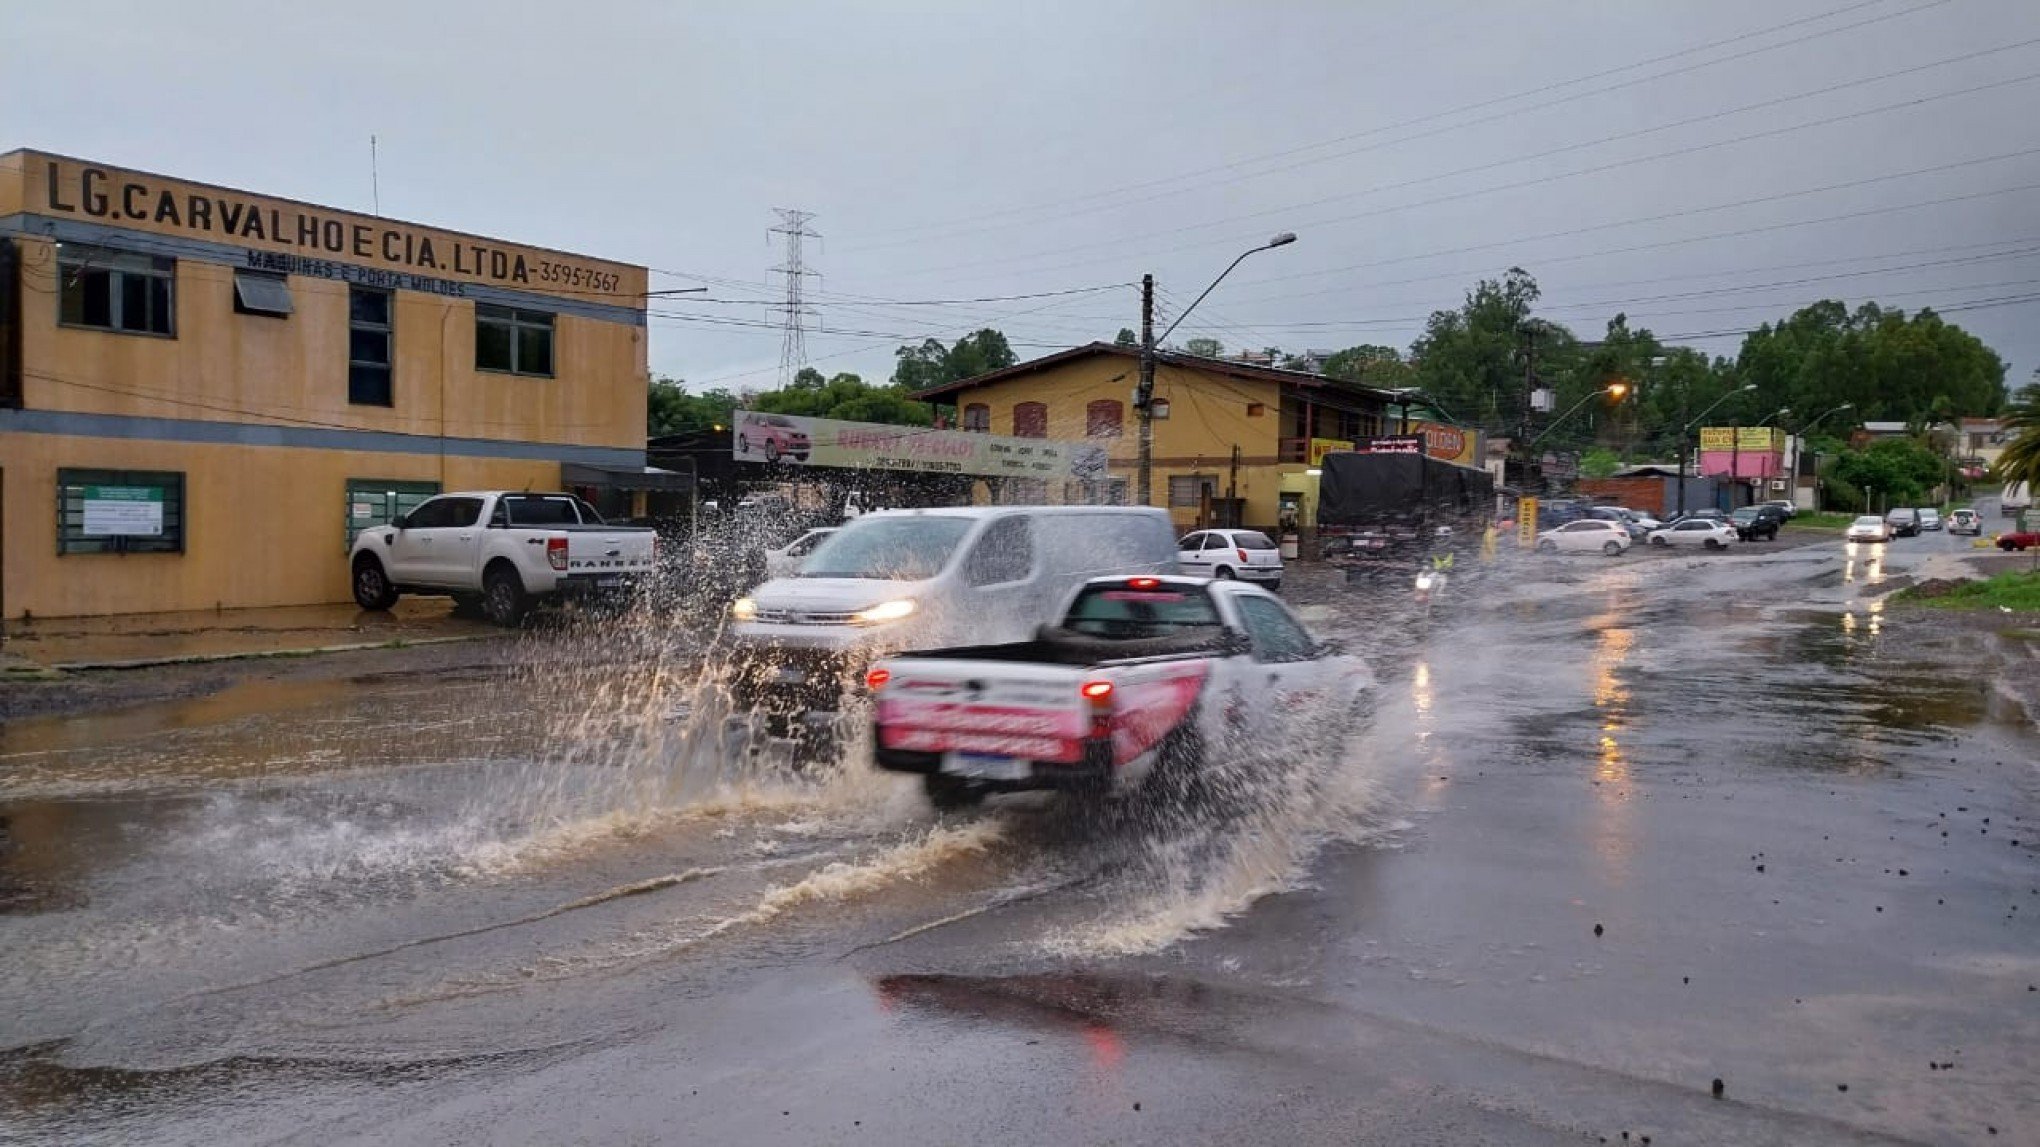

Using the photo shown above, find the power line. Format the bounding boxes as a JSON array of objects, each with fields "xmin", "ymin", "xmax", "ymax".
[{"xmin": 840, "ymin": 0, "xmax": 1915, "ymax": 250}]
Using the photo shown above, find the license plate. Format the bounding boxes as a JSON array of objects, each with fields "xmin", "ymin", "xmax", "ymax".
[
  {"xmin": 596, "ymin": 576, "xmax": 623, "ymax": 589},
  {"xmin": 945, "ymin": 753, "xmax": 1029, "ymax": 781},
  {"xmin": 775, "ymin": 666, "xmax": 807, "ymax": 685}
]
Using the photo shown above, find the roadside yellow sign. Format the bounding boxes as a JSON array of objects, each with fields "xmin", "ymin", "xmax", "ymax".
[{"xmin": 1517, "ymin": 497, "xmax": 1539, "ymax": 546}]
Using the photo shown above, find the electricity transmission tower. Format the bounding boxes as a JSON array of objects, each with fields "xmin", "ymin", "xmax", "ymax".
[{"xmin": 769, "ymin": 209, "xmax": 821, "ymax": 387}]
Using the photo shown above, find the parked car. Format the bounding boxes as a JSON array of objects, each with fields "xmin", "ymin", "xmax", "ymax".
[
  {"xmin": 1538, "ymin": 519, "xmax": 1634, "ymax": 556},
  {"xmin": 1621, "ymin": 508, "xmax": 1664, "ymax": 531},
  {"xmin": 350, "ymin": 491, "xmax": 657, "ymax": 626},
  {"xmin": 734, "ymin": 412, "xmax": 812, "ymax": 464},
  {"xmin": 1729, "ymin": 505, "xmax": 1786, "ymax": 542},
  {"xmin": 1999, "ymin": 531, "xmax": 2040, "ymax": 552},
  {"xmin": 1845, "ymin": 515, "xmax": 1892, "ymax": 543},
  {"xmin": 1885, "ymin": 508, "xmax": 1922, "ymax": 538},
  {"xmin": 1918, "ymin": 508, "xmax": 1943, "ymax": 532},
  {"xmin": 1949, "ymin": 508, "xmax": 1982, "ymax": 535},
  {"xmin": 1647, "ymin": 519, "xmax": 1740, "ymax": 549},
  {"xmin": 868, "ymin": 575, "xmax": 1373, "ymax": 809},
  {"xmin": 1177, "ymin": 528, "xmax": 1283, "ymax": 589},
  {"xmin": 1760, "ymin": 499, "xmax": 1799, "ymax": 519},
  {"xmin": 725, "ymin": 506, "xmax": 1180, "ymax": 754},
  {"xmin": 1662, "ymin": 509, "xmax": 1731, "ymax": 529},
  {"xmin": 762, "ymin": 527, "xmax": 837, "ymax": 581},
  {"xmin": 1586, "ymin": 507, "xmax": 1649, "ymax": 541}
]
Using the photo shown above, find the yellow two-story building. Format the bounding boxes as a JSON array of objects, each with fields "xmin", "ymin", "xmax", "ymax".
[
  {"xmin": 914, "ymin": 343, "xmax": 1402, "ymax": 531},
  {"xmin": 0, "ymin": 149, "xmax": 654, "ymax": 620}
]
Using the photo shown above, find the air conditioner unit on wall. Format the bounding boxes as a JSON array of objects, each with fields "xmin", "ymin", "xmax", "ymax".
[{"xmin": 1770, "ymin": 479, "xmax": 1787, "ymax": 492}]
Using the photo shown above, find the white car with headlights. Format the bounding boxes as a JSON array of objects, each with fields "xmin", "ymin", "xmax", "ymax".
[
  {"xmin": 1537, "ymin": 518, "xmax": 1633, "ymax": 556},
  {"xmin": 723, "ymin": 506, "xmax": 1180, "ymax": 754},
  {"xmin": 1845, "ymin": 515, "xmax": 1892, "ymax": 543},
  {"xmin": 1646, "ymin": 519, "xmax": 1740, "ymax": 549},
  {"xmin": 762, "ymin": 527, "xmax": 836, "ymax": 581}
]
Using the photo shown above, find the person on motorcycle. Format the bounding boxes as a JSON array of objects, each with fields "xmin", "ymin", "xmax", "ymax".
[{"xmin": 1428, "ymin": 551, "xmax": 1455, "ymax": 574}]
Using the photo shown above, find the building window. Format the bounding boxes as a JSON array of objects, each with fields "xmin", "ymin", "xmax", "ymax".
[
  {"xmin": 1247, "ymin": 402, "xmax": 1266, "ymax": 417},
  {"xmin": 1086, "ymin": 399, "xmax": 1124, "ymax": 438},
  {"xmin": 963, "ymin": 403, "xmax": 990, "ymax": 433},
  {"xmin": 1167, "ymin": 473, "xmax": 1216, "ymax": 509},
  {"xmin": 57, "ymin": 244, "xmax": 175, "ymax": 336},
  {"xmin": 1013, "ymin": 401, "xmax": 1048, "ymax": 438},
  {"xmin": 344, "ymin": 478, "xmax": 440, "ymax": 551},
  {"xmin": 476, "ymin": 303, "xmax": 554, "ymax": 376},
  {"xmin": 1064, "ymin": 478, "xmax": 1127, "ymax": 505},
  {"xmin": 349, "ymin": 287, "xmax": 395, "ymax": 406},
  {"xmin": 56, "ymin": 469, "xmax": 186, "ymax": 555},
  {"xmin": 232, "ymin": 269, "xmax": 294, "ymax": 317}
]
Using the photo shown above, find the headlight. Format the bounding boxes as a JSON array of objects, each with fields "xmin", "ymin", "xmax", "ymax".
[
  {"xmin": 852, "ymin": 598, "xmax": 917, "ymax": 625},
  {"xmin": 730, "ymin": 597, "xmax": 758, "ymax": 621}
]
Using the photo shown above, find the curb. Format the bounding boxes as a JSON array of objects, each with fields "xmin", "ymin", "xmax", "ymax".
[{"xmin": 36, "ymin": 632, "xmax": 506, "ymax": 674}]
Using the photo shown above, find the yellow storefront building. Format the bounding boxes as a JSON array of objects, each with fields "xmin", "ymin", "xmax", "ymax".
[
  {"xmin": 914, "ymin": 343, "xmax": 1401, "ymax": 532},
  {"xmin": 0, "ymin": 150, "xmax": 652, "ymax": 620}
]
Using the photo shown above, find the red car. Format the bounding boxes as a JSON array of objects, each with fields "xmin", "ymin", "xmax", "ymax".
[
  {"xmin": 1998, "ymin": 531, "xmax": 2040, "ymax": 551},
  {"xmin": 736, "ymin": 412, "xmax": 812, "ymax": 463}
]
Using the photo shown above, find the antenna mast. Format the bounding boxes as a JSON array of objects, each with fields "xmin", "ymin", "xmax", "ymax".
[{"xmin": 769, "ymin": 208, "xmax": 821, "ymax": 387}]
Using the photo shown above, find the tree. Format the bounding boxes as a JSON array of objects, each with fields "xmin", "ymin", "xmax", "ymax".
[
  {"xmin": 1183, "ymin": 337, "xmax": 1224, "ymax": 359},
  {"xmin": 1734, "ymin": 301, "xmax": 2006, "ymax": 425},
  {"xmin": 1114, "ymin": 327, "xmax": 1138, "ymax": 347},
  {"xmin": 753, "ymin": 371, "xmax": 933, "ymax": 426},
  {"xmin": 647, "ymin": 376, "xmax": 739, "ymax": 437},
  {"xmin": 1579, "ymin": 448, "xmax": 1624, "ymax": 479},
  {"xmin": 1321, "ymin": 344, "xmax": 1414, "ymax": 389},
  {"xmin": 1409, "ymin": 267, "xmax": 1558, "ymax": 433},
  {"xmin": 1828, "ymin": 437, "xmax": 1946, "ymax": 508},
  {"xmin": 889, "ymin": 328, "xmax": 1018, "ymax": 391},
  {"xmin": 1990, "ymin": 383, "xmax": 2040, "ymax": 494}
]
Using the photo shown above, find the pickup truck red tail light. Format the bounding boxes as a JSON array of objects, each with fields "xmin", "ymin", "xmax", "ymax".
[
  {"xmin": 546, "ymin": 537, "xmax": 569, "ymax": 571},
  {"xmin": 865, "ymin": 667, "xmax": 891, "ymax": 692},
  {"xmin": 1080, "ymin": 680, "xmax": 1114, "ymax": 706}
]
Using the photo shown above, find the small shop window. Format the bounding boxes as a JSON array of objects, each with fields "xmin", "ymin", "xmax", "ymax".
[
  {"xmin": 1012, "ymin": 402, "xmax": 1048, "ymax": 438},
  {"xmin": 349, "ymin": 287, "xmax": 394, "ymax": 406},
  {"xmin": 57, "ymin": 469, "xmax": 185, "ymax": 554},
  {"xmin": 1167, "ymin": 473, "xmax": 1216, "ymax": 509},
  {"xmin": 57, "ymin": 244, "xmax": 175, "ymax": 336},
  {"xmin": 232, "ymin": 269, "xmax": 294, "ymax": 317},
  {"xmin": 344, "ymin": 479, "xmax": 440, "ymax": 550},
  {"xmin": 962, "ymin": 403, "xmax": 990, "ymax": 433},
  {"xmin": 476, "ymin": 303, "xmax": 554, "ymax": 377}
]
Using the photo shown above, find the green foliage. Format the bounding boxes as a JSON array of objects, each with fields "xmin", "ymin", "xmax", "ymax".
[
  {"xmin": 1827, "ymin": 437, "xmax": 1946, "ymax": 506},
  {"xmin": 890, "ymin": 329, "xmax": 1018, "ymax": 392},
  {"xmin": 1183, "ymin": 337, "xmax": 1224, "ymax": 359},
  {"xmin": 1990, "ymin": 383, "xmax": 2040, "ymax": 490},
  {"xmin": 1734, "ymin": 301, "xmax": 2006, "ymax": 425},
  {"xmin": 1410, "ymin": 268, "xmax": 1567, "ymax": 432},
  {"xmin": 1897, "ymin": 570, "xmax": 2040, "ymax": 611},
  {"xmin": 647, "ymin": 377, "xmax": 739, "ymax": 437},
  {"xmin": 1321, "ymin": 344, "xmax": 1415, "ymax": 389},
  {"xmin": 1114, "ymin": 327, "xmax": 1139, "ymax": 347},
  {"xmin": 752, "ymin": 371, "xmax": 933, "ymax": 426},
  {"xmin": 1579, "ymin": 448, "xmax": 1623, "ymax": 479}
]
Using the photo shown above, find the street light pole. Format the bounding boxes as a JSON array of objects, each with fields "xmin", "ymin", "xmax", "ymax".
[
  {"xmin": 1526, "ymin": 383, "xmax": 1628, "ymax": 452},
  {"xmin": 1136, "ymin": 232, "xmax": 1297, "ymax": 507},
  {"xmin": 1677, "ymin": 383, "xmax": 1758, "ymax": 515}
]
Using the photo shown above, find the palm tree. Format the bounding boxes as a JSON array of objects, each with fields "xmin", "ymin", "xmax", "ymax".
[{"xmin": 1992, "ymin": 384, "xmax": 2040, "ymax": 492}]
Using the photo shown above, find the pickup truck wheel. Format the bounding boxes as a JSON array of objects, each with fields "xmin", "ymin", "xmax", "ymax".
[
  {"xmin": 923, "ymin": 774, "xmax": 983, "ymax": 812},
  {"xmin": 351, "ymin": 556, "xmax": 399, "ymax": 611},
  {"xmin": 483, "ymin": 564, "xmax": 530, "ymax": 627}
]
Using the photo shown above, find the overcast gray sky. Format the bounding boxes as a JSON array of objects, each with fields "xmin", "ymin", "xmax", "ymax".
[{"xmin": 6, "ymin": 0, "xmax": 2039, "ymax": 398}]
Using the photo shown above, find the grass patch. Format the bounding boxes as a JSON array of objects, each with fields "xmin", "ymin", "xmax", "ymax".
[
  {"xmin": 1896, "ymin": 570, "xmax": 2040, "ymax": 611},
  {"xmin": 1787, "ymin": 512, "xmax": 1856, "ymax": 531}
]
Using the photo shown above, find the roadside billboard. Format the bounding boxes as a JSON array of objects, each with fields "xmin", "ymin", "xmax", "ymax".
[
  {"xmin": 1411, "ymin": 420, "xmax": 1479, "ymax": 466},
  {"xmin": 1308, "ymin": 437, "xmax": 1356, "ymax": 465},
  {"xmin": 1698, "ymin": 427, "xmax": 1783, "ymax": 452},
  {"xmin": 730, "ymin": 410, "xmax": 1107, "ymax": 481}
]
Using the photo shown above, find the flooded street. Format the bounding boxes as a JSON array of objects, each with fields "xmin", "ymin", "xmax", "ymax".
[{"xmin": 5, "ymin": 536, "xmax": 2037, "ymax": 1146}]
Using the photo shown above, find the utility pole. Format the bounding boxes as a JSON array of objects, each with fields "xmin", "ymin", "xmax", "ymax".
[
  {"xmin": 1136, "ymin": 273, "xmax": 1156, "ymax": 506},
  {"xmin": 1516, "ymin": 325, "xmax": 1539, "ymax": 489},
  {"xmin": 769, "ymin": 208, "xmax": 821, "ymax": 388}
]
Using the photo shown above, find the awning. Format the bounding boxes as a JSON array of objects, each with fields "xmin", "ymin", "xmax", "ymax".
[{"xmin": 561, "ymin": 463, "xmax": 694, "ymax": 492}]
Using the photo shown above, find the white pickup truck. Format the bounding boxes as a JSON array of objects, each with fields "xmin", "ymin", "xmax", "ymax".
[
  {"xmin": 867, "ymin": 575, "xmax": 1374, "ymax": 810},
  {"xmin": 349, "ymin": 491, "xmax": 656, "ymax": 626}
]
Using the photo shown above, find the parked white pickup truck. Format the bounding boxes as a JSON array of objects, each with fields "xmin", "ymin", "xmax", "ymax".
[
  {"xmin": 867, "ymin": 575, "xmax": 1374, "ymax": 810},
  {"xmin": 349, "ymin": 491, "xmax": 656, "ymax": 626}
]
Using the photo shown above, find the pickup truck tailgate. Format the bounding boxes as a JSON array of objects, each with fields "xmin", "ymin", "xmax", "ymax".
[
  {"xmin": 874, "ymin": 656, "xmax": 1212, "ymax": 767},
  {"xmin": 563, "ymin": 529, "xmax": 656, "ymax": 576}
]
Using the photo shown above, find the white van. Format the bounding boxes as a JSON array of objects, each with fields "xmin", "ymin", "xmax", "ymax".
[
  {"xmin": 2003, "ymin": 481, "xmax": 2032, "ymax": 517},
  {"xmin": 724, "ymin": 506, "xmax": 1180, "ymax": 740}
]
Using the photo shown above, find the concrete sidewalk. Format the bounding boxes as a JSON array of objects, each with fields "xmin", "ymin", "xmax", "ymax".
[{"xmin": 0, "ymin": 600, "xmax": 504, "ymax": 673}]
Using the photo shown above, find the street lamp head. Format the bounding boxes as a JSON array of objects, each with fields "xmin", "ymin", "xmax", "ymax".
[
  {"xmin": 1739, "ymin": 383, "xmax": 1758, "ymax": 392},
  {"xmin": 1266, "ymin": 231, "xmax": 1298, "ymax": 248},
  {"xmin": 1606, "ymin": 382, "xmax": 1629, "ymax": 399}
]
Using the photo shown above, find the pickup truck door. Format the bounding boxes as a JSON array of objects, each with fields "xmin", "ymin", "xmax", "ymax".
[
  {"xmin": 397, "ymin": 495, "xmax": 485, "ymax": 587},
  {"xmin": 1233, "ymin": 592, "xmax": 1335, "ymax": 747}
]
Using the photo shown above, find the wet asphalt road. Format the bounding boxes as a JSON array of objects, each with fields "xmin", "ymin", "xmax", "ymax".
[{"xmin": 3, "ymin": 518, "xmax": 2037, "ymax": 1145}]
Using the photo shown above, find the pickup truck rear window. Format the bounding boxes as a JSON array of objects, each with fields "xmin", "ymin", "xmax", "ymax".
[
  {"xmin": 498, "ymin": 495, "xmax": 599, "ymax": 526},
  {"xmin": 1064, "ymin": 583, "xmax": 1220, "ymax": 639}
]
